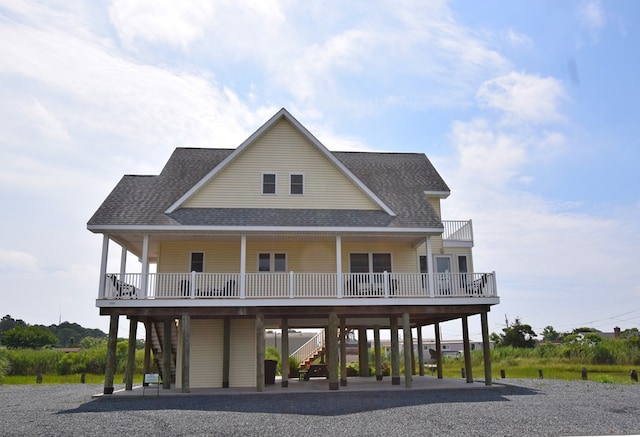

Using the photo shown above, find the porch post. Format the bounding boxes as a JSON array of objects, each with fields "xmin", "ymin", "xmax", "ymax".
[
  {"xmin": 402, "ymin": 312, "xmax": 412, "ymax": 388},
  {"xmin": 140, "ymin": 234, "xmax": 149, "ymax": 297},
  {"xmin": 335, "ymin": 236, "xmax": 342, "ymax": 298},
  {"xmin": 119, "ymin": 246, "xmax": 127, "ymax": 280},
  {"xmin": 374, "ymin": 326, "xmax": 382, "ymax": 381},
  {"xmin": 462, "ymin": 316, "xmax": 473, "ymax": 383},
  {"xmin": 222, "ymin": 318, "xmax": 230, "ymax": 388},
  {"xmin": 143, "ymin": 320, "xmax": 152, "ymax": 376},
  {"xmin": 434, "ymin": 323, "xmax": 443, "ymax": 379},
  {"xmin": 125, "ymin": 316, "xmax": 138, "ymax": 391},
  {"xmin": 256, "ymin": 313, "xmax": 265, "ymax": 392},
  {"xmin": 98, "ymin": 235, "xmax": 109, "ymax": 298},
  {"xmin": 340, "ymin": 317, "xmax": 347, "ymax": 386},
  {"xmin": 328, "ymin": 312, "xmax": 339, "ymax": 390},
  {"xmin": 417, "ymin": 325, "xmax": 425, "ymax": 376},
  {"xmin": 358, "ymin": 328, "xmax": 369, "ymax": 377},
  {"xmin": 390, "ymin": 316, "xmax": 400, "ymax": 385},
  {"xmin": 103, "ymin": 313, "xmax": 118, "ymax": 394},
  {"xmin": 163, "ymin": 318, "xmax": 172, "ymax": 389},
  {"xmin": 240, "ymin": 235, "xmax": 246, "ymax": 299},
  {"xmin": 425, "ymin": 237, "xmax": 435, "ymax": 297},
  {"xmin": 281, "ymin": 318, "xmax": 289, "ymax": 388},
  {"xmin": 181, "ymin": 314, "xmax": 190, "ymax": 393},
  {"xmin": 481, "ymin": 311, "xmax": 492, "ymax": 386},
  {"xmin": 410, "ymin": 327, "xmax": 416, "ymax": 375}
]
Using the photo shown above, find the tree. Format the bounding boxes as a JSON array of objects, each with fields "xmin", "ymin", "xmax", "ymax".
[
  {"xmin": 1, "ymin": 325, "xmax": 58, "ymax": 349},
  {"xmin": 0, "ymin": 315, "xmax": 26, "ymax": 339},
  {"xmin": 499, "ymin": 317, "xmax": 537, "ymax": 348},
  {"xmin": 541, "ymin": 325, "xmax": 560, "ymax": 341}
]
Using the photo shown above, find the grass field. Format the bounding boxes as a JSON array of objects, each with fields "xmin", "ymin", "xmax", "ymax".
[
  {"xmin": 440, "ymin": 360, "xmax": 638, "ymax": 384},
  {"xmin": 2, "ymin": 373, "xmax": 142, "ymax": 385}
]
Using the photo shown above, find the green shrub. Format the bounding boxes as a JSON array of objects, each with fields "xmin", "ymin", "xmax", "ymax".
[{"xmin": 0, "ymin": 350, "xmax": 8, "ymax": 383}]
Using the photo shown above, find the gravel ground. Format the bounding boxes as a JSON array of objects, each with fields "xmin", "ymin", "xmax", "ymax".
[{"xmin": 1, "ymin": 380, "xmax": 639, "ymax": 436}]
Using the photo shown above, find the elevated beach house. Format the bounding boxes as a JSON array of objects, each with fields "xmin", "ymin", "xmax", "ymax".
[{"xmin": 88, "ymin": 108, "xmax": 499, "ymax": 394}]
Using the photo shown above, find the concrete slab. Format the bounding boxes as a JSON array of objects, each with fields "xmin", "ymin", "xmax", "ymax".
[{"xmin": 94, "ymin": 375, "xmax": 503, "ymax": 398}]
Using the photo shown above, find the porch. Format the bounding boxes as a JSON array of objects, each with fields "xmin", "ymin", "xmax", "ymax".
[{"xmin": 99, "ymin": 271, "xmax": 497, "ymax": 304}]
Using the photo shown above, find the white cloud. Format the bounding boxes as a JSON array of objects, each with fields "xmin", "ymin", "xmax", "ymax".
[
  {"xmin": 109, "ymin": 0, "xmax": 215, "ymax": 50},
  {"xmin": 578, "ymin": 0, "xmax": 606, "ymax": 32},
  {"xmin": 0, "ymin": 249, "xmax": 38, "ymax": 272},
  {"xmin": 505, "ymin": 28, "xmax": 533, "ymax": 49},
  {"xmin": 476, "ymin": 72, "xmax": 566, "ymax": 125}
]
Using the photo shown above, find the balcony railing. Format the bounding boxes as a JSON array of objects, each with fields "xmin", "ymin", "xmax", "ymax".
[
  {"xmin": 102, "ymin": 271, "xmax": 497, "ymax": 301},
  {"xmin": 442, "ymin": 220, "xmax": 473, "ymax": 242}
]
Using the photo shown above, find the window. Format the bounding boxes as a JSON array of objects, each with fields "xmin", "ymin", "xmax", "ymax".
[
  {"xmin": 262, "ymin": 173, "xmax": 276, "ymax": 194},
  {"xmin": 349, "ymin": 253, "xmax": 392, "ymax": 272},
  {"xmin": 258, "ymin": 253, "xmax": 287, "ymax": 272},
  {"xmin": 190, "ymin": 252, "xmax": 204, "ymax": 273},
  {"xmin": 290, "ymin": 174, "xmax": 304, "ymax": 195},
  {"xmin": 419, "ymin": 255, "xmax": 428, "ymax": 273}
]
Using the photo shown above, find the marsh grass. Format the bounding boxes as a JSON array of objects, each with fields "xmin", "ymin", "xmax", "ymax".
[
  {"xmin": 3, "ymin": 373, "xmax": 142, "ymax": 385},
  {"xmin": 440, "ymin": 357, "xmax": 637, "ymax": 384}
]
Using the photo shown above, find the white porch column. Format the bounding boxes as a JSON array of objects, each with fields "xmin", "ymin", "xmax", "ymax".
[
  {"xmin": 140, "ymin": 234, "xmax": 149, "ymax": 298},
  {"xmin": 335, "ymin": 235, "xmax": 342, "ymax": 298},
  {"xmin": 119, "ymin": 246, "xmax": 127, "ymax": 278},
  {"xmin": 425, "ymin": 237, "xmax": 435, "ymax": 297},
  {"xmin": 98, "ymin": 235, "xmax": 109, "ymax": 298},
  {"xmin": 240, "ymin": 235, "xmax": 246, "ymax": 299}
]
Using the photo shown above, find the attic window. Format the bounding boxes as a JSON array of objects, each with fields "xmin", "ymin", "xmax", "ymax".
[
  {"xmin": 262, "ymin": 173, "xmax": 276, "ymax": 194},
  {"xmin": 290, "ymin": 174, "xmax": 304, "ymax": 195}
]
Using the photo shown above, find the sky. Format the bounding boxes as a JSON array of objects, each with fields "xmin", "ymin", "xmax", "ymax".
[{"xmin": 1, "ymin": 0, "xmax": 639, "ymax": 342}]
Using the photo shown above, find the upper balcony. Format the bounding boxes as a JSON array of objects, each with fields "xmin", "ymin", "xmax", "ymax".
[
  {"xmin": 442, "ymin": 220, "xmax": 473, "ymax": 247},
  {"xmin": 98, "ymin": 271, "xmax": 498, "ymax": 308}
]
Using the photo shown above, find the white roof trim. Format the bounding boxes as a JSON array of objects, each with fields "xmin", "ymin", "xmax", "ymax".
[
  {"xmin": 424, "ymin": 190, "xmax": 450, "ymax": 199},
  {"xmin": 165, "ymin": 108, "xmax": 396, "ymax": 216},
  {"xmin": 88, "ymin": 224, "xmax": 443, "ymax": 234}
]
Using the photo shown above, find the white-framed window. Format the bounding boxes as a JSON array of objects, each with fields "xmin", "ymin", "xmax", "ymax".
[
  {"xmin": 258, "ymin": 253, "xmax": 287, "ymax": 272},
  {"xmin": 349, "ymin": 253, "xmax": 392, "ymax": 273},
  {"xmin": 289, "ymin": 173, "xmax": 304, "ymax": 195},
  {"xmin": 262, "ymin": 172, "xmax": 277, "ymax": 194},
  {"xmin": 190, "ymin": 252, "xmax": 204, "ymax": 273}
]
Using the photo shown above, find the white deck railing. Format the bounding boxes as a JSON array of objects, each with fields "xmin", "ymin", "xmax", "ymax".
[
  {"xmin": 442, "ymin": 220, "xmax": 473, "ymax": 242},
  {"xmin": 102, "ymin": 271, "xmax": 497, "ymax": 300}
]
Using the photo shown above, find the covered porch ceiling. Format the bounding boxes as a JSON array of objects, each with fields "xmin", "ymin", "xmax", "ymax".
[{"xmin": 104, "ymin": 229, "xmax": 441, "ymax": 262}]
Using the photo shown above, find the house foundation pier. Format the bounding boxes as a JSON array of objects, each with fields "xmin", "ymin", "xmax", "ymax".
[
  {"xmin": 462, "ymin": 316, "xmax": 473, "ymax": 383},
  {"xmin": 125, "ymin": 316, "xmax": 137, "ymax": 391},
  {"xmin": 103, "ymin": 313, "xmax": 119, "ymax": 395},
  {"xmin": 390, "ymin": 316, "xmax": 400, "ymax": 385},
  {"xmin": 481, "ymin": 311, "xmax": 492, "ymax": 386}
]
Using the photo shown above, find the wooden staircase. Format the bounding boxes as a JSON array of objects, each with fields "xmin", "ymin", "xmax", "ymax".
[
  {"xmin": 149, "ymin": 320, "xmax": 177, "ymax": 383},
  {"xmin": 291, "ymin": 329, "xmax": 325, "ymax": 368}
]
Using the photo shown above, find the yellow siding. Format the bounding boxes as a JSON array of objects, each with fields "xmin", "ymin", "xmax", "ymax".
[
  {"xmin": 427, "ymin": 197, "xmax": 442, "ymax": 219},
  {"xmin": 341, "ymin": 242, "xmax": 417, "ymax": 273},
  {"xmin": 414, "ymin": 243, "xmax": 474, "ymax": 273},
  {"xmin": 245, "ymin": 240, "xmax": 335, "ymax": 272},
  {"xmin": 158, "ymin": 241, "xmax": 240, "ymax": 273},
  {"xmin": 190, "ymin": 319, "xmax": 224, "ymax": 388},
  {"xmin": 229, "ymin": 319, "xmax": 256, "ymax": 388},
  {"xmin": 183, "ymin": 119, "xmax": 379, "ymax": 210}
]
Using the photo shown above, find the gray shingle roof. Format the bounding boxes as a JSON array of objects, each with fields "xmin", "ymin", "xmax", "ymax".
[{"xmin": 87, "ymin": 148, "xmax": 449, "ymax": 230}]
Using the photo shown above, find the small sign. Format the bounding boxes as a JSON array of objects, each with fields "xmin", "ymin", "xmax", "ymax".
[{"xmin": 144, "ymin": 373, "xmax": 160, "ymax": 384}]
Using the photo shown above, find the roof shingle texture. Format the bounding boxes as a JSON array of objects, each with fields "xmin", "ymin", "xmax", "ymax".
[{"xmin": 87, "ymin": 148, "xmax": 449, "ymax": 229}]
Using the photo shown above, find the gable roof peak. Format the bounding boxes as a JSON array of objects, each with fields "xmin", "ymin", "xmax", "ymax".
[{"xmin": 165, "ymin": 108, "xmax": 396, "ymax": 216}]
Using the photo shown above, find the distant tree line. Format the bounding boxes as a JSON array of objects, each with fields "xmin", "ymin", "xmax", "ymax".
[
  {"xmin": 490, "ymin": 316, "xmax": 640, "ymax": 365},
  {"xmin": 0, "ymin": 315, "xmax": 106, "ymax": 349}
]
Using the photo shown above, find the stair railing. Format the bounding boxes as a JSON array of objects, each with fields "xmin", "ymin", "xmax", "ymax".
[{"xmin": 291, "ymin": 329, "xmax": 325, "ymax": 366}]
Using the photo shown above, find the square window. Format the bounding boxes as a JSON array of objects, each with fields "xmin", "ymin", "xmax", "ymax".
[
  {"xmin": 349, "ymin": 253, "xmax": 370, "ymax": 273},
  {"xmin": 274, "ymin": 253, "xmax": 286, "ymax": 272},
  {"xmin": 258, "ymin": 253, "xmax": 271, "ymax": 271},
  {"xmin": 372, "ymin": 253, "xmax": 392, "ymax": 273},
  {"xmin": 290, "ymin": 174, "xmax": 304, "ymax": 195},
  {"xmin": 263, "ymin": 173, "xmax": 276, "ymax": 194}
]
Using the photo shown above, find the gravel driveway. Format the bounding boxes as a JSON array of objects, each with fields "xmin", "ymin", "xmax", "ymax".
[{"xmin": 1, "ymin": 380, "xmax": 639, "ymax": 436}]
